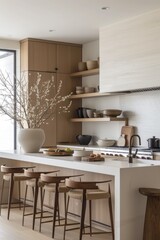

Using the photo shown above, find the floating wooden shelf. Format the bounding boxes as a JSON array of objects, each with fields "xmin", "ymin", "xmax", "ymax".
[
  {"xmin": 71, "ymin": 117, "xmax": 128, "ymax": 125},
  {"xmin": 70, "ymin": 68, "xmax": 99, "ymax": 78},
  {"xmin": 70, "ymin": 91, "xmax": 130, "ymax": 99}
]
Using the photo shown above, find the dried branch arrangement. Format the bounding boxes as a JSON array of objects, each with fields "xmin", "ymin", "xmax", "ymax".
[{"xmin": 0, "ymin": 71, "xmax": 72, "ymax": 128}]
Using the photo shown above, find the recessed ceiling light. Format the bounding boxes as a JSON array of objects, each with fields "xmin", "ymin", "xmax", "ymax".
[{"xmin": 101, "ymin": 6, "xmax": 110, "ymax": 10}]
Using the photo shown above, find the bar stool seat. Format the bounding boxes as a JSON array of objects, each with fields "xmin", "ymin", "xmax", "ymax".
[
  {"xmin": 44, "ymin": 183, "xmax": 69, "ymax": 193},
  {"xmin": 139, "ymin": 187, "xmax": 160, "ymax": 240},
  {"xmin": 0, "ymin": 165, "xmax": 35, "ymax": 220},
  {"xmin": 64, "ymin": 179, "xmax": 114, "ymax": 240},
  {"xmin": 3, "ymin": 174, "xmax": 30, "ymax": 181},
  {"xmin": 69, "ymin": 189, "xmax": 110, "ymax": 200}
]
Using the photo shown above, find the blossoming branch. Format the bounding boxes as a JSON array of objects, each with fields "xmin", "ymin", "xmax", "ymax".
[{"xmin": 0, "ymin": 71, "xmax": 72, "ymax": 128}]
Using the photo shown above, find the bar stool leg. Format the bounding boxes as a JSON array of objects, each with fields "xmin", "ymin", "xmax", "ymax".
[
  {"xmin": 18, "ymin": 181, "xmax": 21, "ymax": 210},
  {"xmin": 22, "ymin": 184, "xmax": 28, "ymax": 226},
  {"xmin": 108, "ymin": 185, "xmax": 114, "ymax": 240},
  {"xmin": 32, "ymin": 178, "xmax": 39, "ymax": 230},
  {"xmin": 7, "ymin": 173, "xmax": 14, "ymax": 220},
  {"xmin": 39, "ymin": 187, "xmax": 45, "ymax": 232},
  {"xmin": 52, "ymin": 183, "xmax": 59, "ymax": 239},
  {"xmin": 63, "ymin": 195, "xmax": 70, "ymax": 240},
  {"xmin": 0, "ymin": 179, "xmax": 5, "ymax": 216},
  {"xmin": 79, "ymin": 190, "xmax": 86, "ymax": 240},
  {"xmin": 89, "ymin": 200, "xmax": 92, "ymax": 236}
]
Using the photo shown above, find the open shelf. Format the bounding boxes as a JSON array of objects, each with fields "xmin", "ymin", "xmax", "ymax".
[
  {"xmin": 71, "ymin": 117, "xmax": 128, "ymax": 125},
  {"xmin": 70, "ymin": 91, "xmax": 130, "ymax": 99},
  {"xmin": 70, "ymin": 68, "xmax": 99, "ymax": 78}
]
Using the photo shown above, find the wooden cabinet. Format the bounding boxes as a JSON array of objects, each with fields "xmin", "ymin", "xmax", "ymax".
[
  {"xmin": 56, "ymin": 74, "xmax": 81, "ymax": 143},
  {"xmin": 20, "ymin": 38, "xmax": 82, "ymax": 146},
  {"xmin": 21, "ymin": 39, "xmax": 82, "ymax": 73},
  {"xmin": 20, "ymin": 39, "xmax": 57, "ymax": 72},
  {"xmin": 57, "ymin": 44, "xmax": 82, "ymax": 73}
]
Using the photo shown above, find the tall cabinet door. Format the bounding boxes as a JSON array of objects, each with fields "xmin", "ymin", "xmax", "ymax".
[
  {"xmin": 56, "ymin": 74, "xmax": 82, "ymax": 143},
  {"xmin": 28, "ymin": 71, "xmax": 57, "ymax": 147},
  {"xmin": 57, "ymin": 44, "xmax": 82, "ymax": 73},
  {"xmin": 21, "ymin": 39, "xmax": 57, "ymax": 72}
]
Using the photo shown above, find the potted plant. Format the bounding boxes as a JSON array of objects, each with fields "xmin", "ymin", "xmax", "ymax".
[{"xmin": 0, "ymin": 71, "xmax": 72, "ymax": 152}]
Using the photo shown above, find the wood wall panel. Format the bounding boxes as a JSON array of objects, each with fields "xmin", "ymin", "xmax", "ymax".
[{"xmin": 100, "ymin": 9, "xmax": 160, "ymax": 92}]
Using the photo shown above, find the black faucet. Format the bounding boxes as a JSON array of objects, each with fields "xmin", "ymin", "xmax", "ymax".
[{"xmin": 128, "ymin": 134, "xmax": 141, "ymax": 163}]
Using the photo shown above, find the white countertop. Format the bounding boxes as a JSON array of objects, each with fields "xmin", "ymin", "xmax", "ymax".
[{"xmin": 0, "ymin": 150, "xmax": 159, "ymax": 177}]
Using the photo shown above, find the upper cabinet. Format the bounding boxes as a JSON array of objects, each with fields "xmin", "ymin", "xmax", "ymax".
[
  {"xmin": 20, "ymin": 39, "xmax": 82, "ymax": 73},
  {"xmin": 100, "ymin": 9, "xmax": 160, "ymax": 92},
  {"xmin": 20, "ymin": 39, "xmax": 57, "ymax": 72},
  {"xmin": 57, "ymin": 44, "xmax": 82, "ymax": 74}
]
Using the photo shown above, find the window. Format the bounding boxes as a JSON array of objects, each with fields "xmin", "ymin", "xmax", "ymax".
[{"xmin": 0, "ymin": 49, "xmax": 16, "ymax": 150}]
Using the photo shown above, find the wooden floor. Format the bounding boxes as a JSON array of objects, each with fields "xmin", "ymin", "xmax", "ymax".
[{"xmin": 0, "ymin": 208, "xmax": 112, "ymax": 240}]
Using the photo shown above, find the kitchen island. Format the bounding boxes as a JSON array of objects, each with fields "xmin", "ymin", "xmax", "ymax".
[{"xmin": 0, "ymin": 150, "xmax": 160, "ymax": 240}]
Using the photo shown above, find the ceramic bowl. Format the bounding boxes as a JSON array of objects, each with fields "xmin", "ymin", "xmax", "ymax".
[
  {"xmin": 76, "ymin": 135, "xmax": 92, "ymax": 145},
  {"xmin": 84, "ymin": 87, "xmax": 95, "ymax": 93},
  {"xmin": 96, "ymin": 139, "xmax": 116, "ymax": 147},
  {"xmin": 86, "ymin": 109, "xmax": 95, "ymax": 118},
  {"xmin": 102, "ymin": 109, "xmax": 122, "ymax": 117},
  {"xmin": 86, "ymin": 60, "xmax": 98, "ymax": 70},
  {"xmin": 78, "ymin": 62, "xmax": 87, "ymax": 71}
]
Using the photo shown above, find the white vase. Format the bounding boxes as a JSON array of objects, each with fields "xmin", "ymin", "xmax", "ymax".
[{"xmin": 18, "ymin": 128, "xmax": 45, "ymax": 153}]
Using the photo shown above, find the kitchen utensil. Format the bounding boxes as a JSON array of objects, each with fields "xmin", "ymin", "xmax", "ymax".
[
  {"xmin": 86, "ymin": 60, "xmax": 98, "ymax": 70},
  {"xmin": 121, "ymin": 126, "xmax": 135, "ymax": 146},
  {"xmin": 117, "ymin": 134, "xmax": 126, "ymax": 147},
  {"xmin": 96, "ymin": 139, "xmax": 116, "ymax": 147},
  {"xmin": 76, "ymin": 135, "xmax": 92, "ymax": 145},
  {"xmin": 102, "ymin": 109, "xmax": 122, "ymax": 117},
  {"xmin": 147, "ymin": 136, "xmax": 160, "ymax": 149}
]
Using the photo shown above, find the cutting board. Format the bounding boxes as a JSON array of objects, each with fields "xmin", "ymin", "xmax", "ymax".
[{"xmin": 121, "ymin": 126, "xmax": 135, "ymax": 146}]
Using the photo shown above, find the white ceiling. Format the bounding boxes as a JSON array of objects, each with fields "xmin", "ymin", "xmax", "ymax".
[{"xmin": 0, "ymin": 0, "xmax": 160, "ymax": 44}]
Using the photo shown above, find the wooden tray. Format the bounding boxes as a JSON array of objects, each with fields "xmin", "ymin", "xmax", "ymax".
[
  {"xmin": 82, "ymin": 157, "xmax": 105, "ymax": 162},
  {"xmin": 43, "ymin": 150, "xmax": 73, "ymax": 156}
]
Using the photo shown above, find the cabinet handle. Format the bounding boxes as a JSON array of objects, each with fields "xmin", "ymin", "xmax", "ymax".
[{"xmin": 55, "ymin": 67, "xmax": 58, "ymax": 71}]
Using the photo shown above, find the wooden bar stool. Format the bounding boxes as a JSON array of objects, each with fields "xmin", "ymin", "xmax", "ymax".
[
  {"xmin": 139, "ymin": 188, "xmax": 160, "ymax": 240},
  {"xmin": 22, "ymin": 169, "xmax": 59, "ymax": 230},
  {"xmin": 0, "ymin": 165, "xmax": 35, "ymax": 220},
  {"xmin": 64, "ymin": 179, "xmax": 114, "ymax": 240},
  {"xmin": 40, "ymin": 173, "xmax": 83, "ymax": 239}
]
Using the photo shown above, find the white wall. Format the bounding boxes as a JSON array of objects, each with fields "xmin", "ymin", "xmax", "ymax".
[
  {"xmin": 0, "ymin": 39, "xmax": 20, "ymax": 75},
  {"xmin": 82, "ymin": 40, "xmax": 160, "ymax": 147}
]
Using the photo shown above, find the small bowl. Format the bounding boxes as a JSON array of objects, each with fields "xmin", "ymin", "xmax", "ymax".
[
  {"xmin": 103, "ymin": 109, "xmax": 122, "ymax": 117},
  {"xmin": 84, "ymin": 87, "xmax": 95, "ymax": 93},
  {"xmin": 76, "ymin": 135, "xmax": 92, "ymax": 145},
  {"xmin": 86, "ymin": 109, "xmax": 95, "ymax": 118},
  {"xmin": 86, "ymin": 60, "xmax": 98, "ymax": 70},
  {"xmin": 76, "ymin": 90, "xmax": 84, "ymax": 94},
  {"xmin": 96, "ymin": 139, "xmax": 116, "ymax": 147},
  {"xmin": 78, "ymin": 62, "xmax": 87, "ymax": 71}
]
